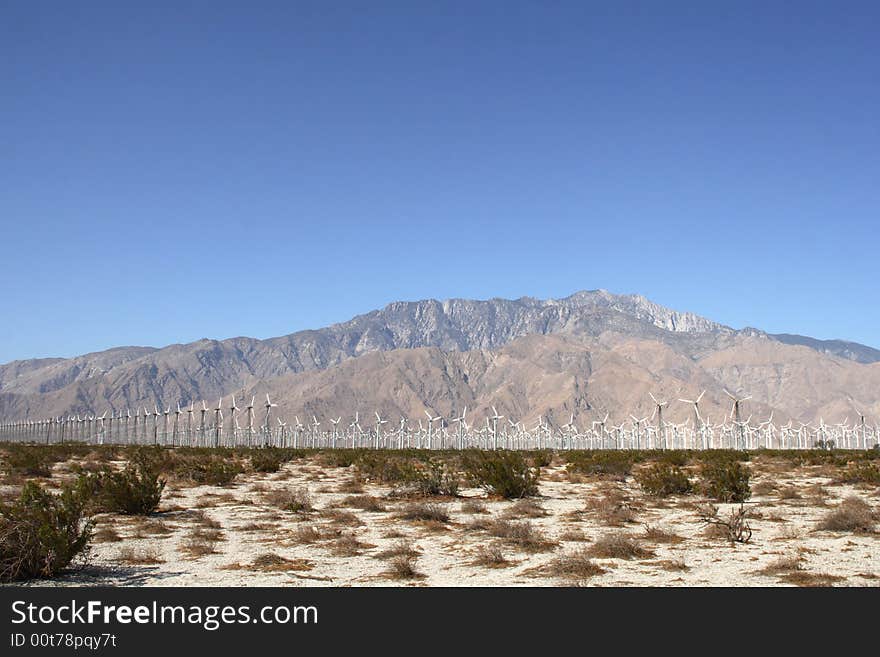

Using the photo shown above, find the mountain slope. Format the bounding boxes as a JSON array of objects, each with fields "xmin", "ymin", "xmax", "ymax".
[{"xmin": 0, "ymin": 289, "xmax": 877, "ymax": 423}]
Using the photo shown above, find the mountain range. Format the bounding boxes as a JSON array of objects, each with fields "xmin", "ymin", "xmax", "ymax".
[{"xmin": 2, "ymin": 289, "xmax": 878, "ymax": 427}]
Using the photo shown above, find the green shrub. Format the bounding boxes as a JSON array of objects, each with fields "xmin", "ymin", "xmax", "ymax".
[
  {"xmin": 839, "ymin": 461, "xmax": 880, "ymax": 485},
  {"xmin": 92, "ymin": 459, "xmax": 165, "ymax": 515},
  {"xmin": 700, "ymin": 460, "xmax": 751, "ymax": 503},
  {"xmin": 2, "ymin": 446, "xmax": 53, "ymax": 477},
  {"xmin": 356, "ymin": 453, "xmax": 418, "ymax": 484},
  {"xmin": 566, "ymin": 451, "xmax": 637, "ymax": 478},
  {"xmin": 0, "ymin": 480, "xmax": 93, "ymax": 582},
  {"xmin": 411, "ymin": 459, "xmax": 460, "ymax": 497},
  {"xmin": 529, "ymin": 450, "xmax": 554, "ymax": 468},
  {"xmin": 173, "ymin": 455, "xmax": 242, "ymax": 486},
  {"xmin": 636, "ymin": 462, "xmax": 693, "ymax": 497},
  {"xmin": 462, "ymin": 450, "xmax": 539, "ymax": 499}
]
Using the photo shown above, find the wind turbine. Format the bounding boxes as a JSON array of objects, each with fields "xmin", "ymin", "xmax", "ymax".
[
  {"xmin": 424, "ymin": 410, "xmax": 441, "ymax": 450},
  {"xmin": 452, "ymin": 407, "xmax": 467, "ymax": 449},
  {"xmin": 214, "ymin": 399, "xmax": 223, "ymax": 447},
  {"xmin": 649, "ymin": 393, "xmax": 669, "ymax": 449},
  {"xmin": 330, "ymin": 417, "xmax": 341, "ymax": 448},
  {"xmin": 163, "ymin": 406, "xmax": 170, "ymax": 445},
  {"xmin": 199, "ymin": 401, "xmax": 208, "ymax": 445},
  {"xmin": 489, "ymin": 406, "xmax": 503, "ymax": 450},
  {"xmin": 263, "ymin": 395, "xmax": 276, "ymax": 441},
  {"xmin": 679, "ymin": 391, "xmax": 706, "ymax": 449},
  {"xmin": 246, "ymin": 396, "xmax": 255, "ymax": 442},
  {"xmin": 228, "ymin": 395, "xmax": 238, "ymax": 445},
  {"xmin": 173, "ymin": 403, "xmax": 181, "ymax": 446},
  {"xmin": 630, "ymin": 415, "xmax": 649, "ymax": 449},
  {"xmin": 374, "ymin": 411, "xmax": 388, "ymax": 449},
  {"xmin": 724, "ymin": 390, "xmax": 751, "ymax": 449}
]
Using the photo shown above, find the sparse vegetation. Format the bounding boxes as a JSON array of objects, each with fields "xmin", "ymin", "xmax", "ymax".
[
  {"xmin": 398, "ymin": 502, "xmax": 449, "ymax": 524},
  {"xmin": 698, "ymin": 503, "xmax": 753, "ymax": 544},
  {"xmin": 472, "ymin": 544, "xmax": 511, "ymax": 567},
  {"xmin": 545, "ymin": 549, "xmax": 605, "ymax": 580},
  {"xmin": 817, "ymin": 496, "xmax": 876, "ymax": 533},
  {"xmin": 265, "ymin": 487, "xmax": 313, "ymax": 513},
  {"xmin": 487, "ymin": 519, "xmax": 555, "ymax": 552},
  {"xmin": 589, "ymin": 532, "xmax": 652, "ymax": 559},
  {"xmin": 117, "ymin": 546, "xmax": 164, "ymax": 564},
  {"xmin": 584, "ymin": 487, "xmax": 639, "ymax": 526}
]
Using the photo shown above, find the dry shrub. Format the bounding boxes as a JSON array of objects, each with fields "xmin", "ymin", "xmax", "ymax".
[
  {"xmin": 180, "ymin": 527, "xmax": 223, "ymax": 557},
  {"xmin": 337, "ymin": 476, "xmax": 365, "ymax": 494},
  {"xmin": 293, "ymin": 525, "xmax": 323, "ymax": 544},
  {"xmin": 558, "ymin": 528, "xmax": 589, "ymax": 542},
  {"xmin": 751, "ymin": 480, "xmax": 778, "ymax": 496},
  {"xmin": 376, "ymin": 540, "xmax": 420, "ymax": 560},
  {"xmin": 642, "ymin": 524, "xmax": 684, "ymax": 544},
  {"xmin": 773, "ymin": 525, "xmax": 802, "ymax": 541},
  {"xmin": 237, "ymin": 522, "xmax": 276, "ymax": 533},
  {"xmin": 545, "ymin": 549, "xmax": 605, "ymax": 580},
  {"xmin": 330, "ymin": 533, "xmax": 372, "ymax": 556},
  {"xmin": 265, "ymin": 487, "xmax": 312, "ymax": 513},
  {"xmin": 698, "ymin": 504, "xmax": 753, "ymax": 544},
  {"xmin": 321, "ymin": 510, "xmax": 363, "ymax": 526},
  {"xmin": 585, "ymin": 487, "xmax": 639, "ymax": 526},
  {"xmin": 504, "ymin": 499, "xmax": 547, "ymax": 518},
  {"xmin": 472, "ymin": 544, "xmax": 511, "ymax": 568},
  {"xmin": 387, "ymin": 554, "xmax": 423, "ymax": 580},
  {"xmin": 117, "ymin": 546, "xmax": 164, "ymax": 564},
  {"xmin": 589, "ymin": 532, "xmax": 653, "ymax": 559},
  {"xmin": 488, "ymin": 519, "xmax": 555, "ymax": 552},
  {"xmin": 460, "ymin": 499, "xmax": 488, "ymax": 514},
  {"xmin": 250, "ymin": 552, "xmax": 312, "ymax": 572},
  {"xmin": 759, "ymin": 555, "xmax": 804, "ymax": 575},
  {"xmin": 398, "ymin": 503, "xmax": 449, "ymax": 524},
  {"xmin": 190, "ymin": 511, "xmax": 222, "ymax": 529},
  {"xmin": 779, "ymin": 571, "xmax": 844, "ymax": 587},
  {"xmin": 656, "ymin": 559, "xmax": 689, "ymax": 571},
  {"xmin": 817, "ymin": 496, "xmax": 876, "ymax": 533},
  {"xmin": 342, "ymin": 495, "xmax": 387, "ymax": 512},
  {"xmin": 132, "ymin": 518, "xmax": 172, "ymax": 538},
  {"xmin": 777, "ymin": 486, "xmax": 802, "ymax": 500},
  {"xmin": 93, "ymin": 526, "xmax": 122, "ymax": 543}
]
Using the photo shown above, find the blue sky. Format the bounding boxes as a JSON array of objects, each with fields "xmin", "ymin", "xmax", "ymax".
[{"xmin": 2, "ymin": 1, "xmax": 878, "ymax": 363}]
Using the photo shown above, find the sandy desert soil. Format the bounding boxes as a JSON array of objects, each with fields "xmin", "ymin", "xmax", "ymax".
[{"xmin": 4, "ymin": 448, "xmax": 878, "ymax": 588}]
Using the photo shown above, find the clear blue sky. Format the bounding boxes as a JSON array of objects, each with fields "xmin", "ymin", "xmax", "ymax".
[{"xmin": 2, "ymin": 1, "xmax": 878, "ymax": 363}]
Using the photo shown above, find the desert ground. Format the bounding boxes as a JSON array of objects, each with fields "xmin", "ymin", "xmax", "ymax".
[{"xmin": 2, "ymin": 446, "xmax": 878, "ymax": 587}]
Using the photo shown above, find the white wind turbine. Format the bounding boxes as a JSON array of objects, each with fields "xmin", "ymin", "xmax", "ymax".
[
  {"xmin": 311, "ymin": 415, "xmax": 320, "ymax": 447},
  {"xmin": 213, "ymin": 399, "xmax": 223, "ymax": 447},
  {"xmin": 263, "ymin": 395, "xmax": 276, "ymax": 440},
  {"xmin": 679, "ymin": 391, "xmax": 706, "ymax": 449},
  {"xmin": 630, "ymin": 414, "xmax": 649, "ymax": 449},
  {"xmin": 374, "ymin": 411, "xmax": 388, "ymax": 449},
  {"xmin": 649, "ymin": 393, "xmax": 669, "ymax": 449},
  {"xmin": 246, "ymin": 396, "xmax": 255, "ymax": 439},
  {"xmin": 452, "ymin": 407, "xmax": 467, "ymax": 449},
  {"xmin": 229, "ymin": 395, "xmax": 238, "ymax": 444},
  {"xmin": 489, "ymin": 406, "xmax": 504, "ymax": 450},
  {"xmin": 424, "ymin": 410, "xmax": 441, "ymax": 450},
  {"xmin": 330, "ymin": 417, "xmax": 341, "ymax": 447},
  {"xmin": 724, "ymin": 389, "xmax": 751, "ymax": 449}
]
